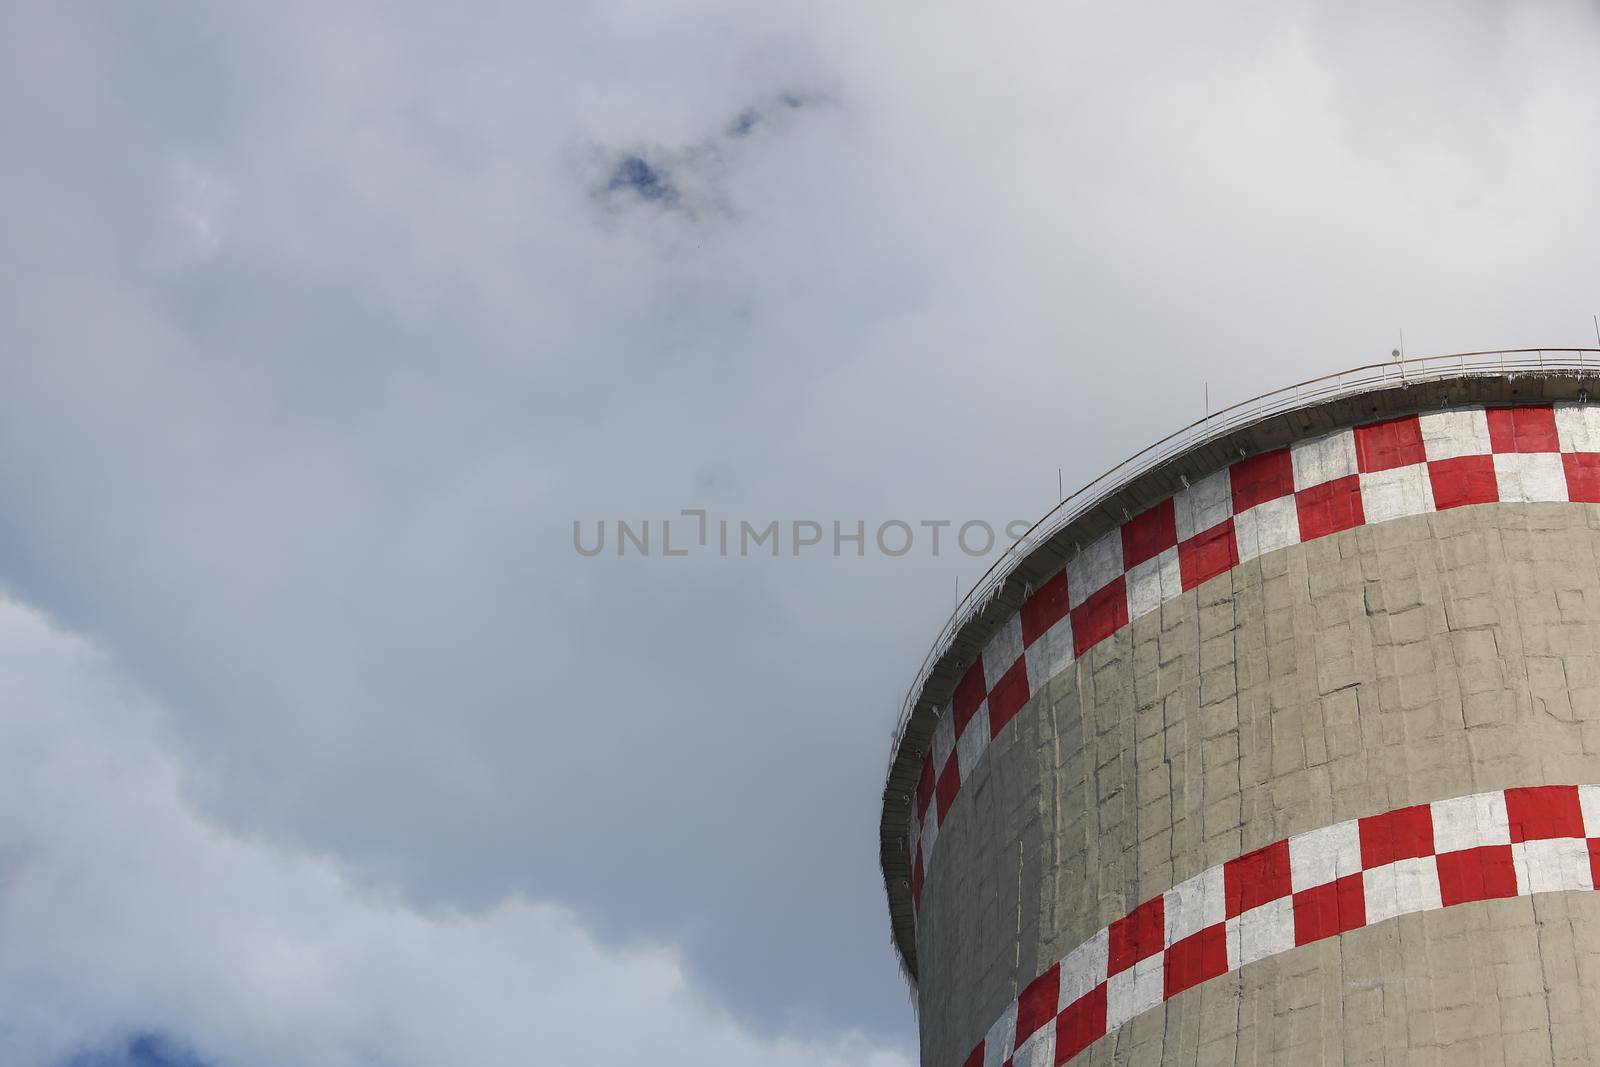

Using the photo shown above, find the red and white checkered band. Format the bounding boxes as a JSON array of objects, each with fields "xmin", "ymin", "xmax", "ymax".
[
  {"xmin": 907, "ymin": 402, "xmax": 1600, "ymax": 911},
  {"xmin": 954, "ymin": 785, "xmax": 1600, "ymax": 1067}
]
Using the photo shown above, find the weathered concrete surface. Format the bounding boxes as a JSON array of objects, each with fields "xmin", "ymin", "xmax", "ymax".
[{"xmin": 916, "ymin": 502, "xmax": 1600, "ymax": 1066}]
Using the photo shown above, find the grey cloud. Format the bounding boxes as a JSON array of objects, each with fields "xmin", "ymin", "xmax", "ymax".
[
  {"xmin": 593, "ymin": 92, "xmax": 823, "ymax": 215},
  {"xmin": 604, "ymin": 154, "xmax": 680, "ymax": 205},
  {"xmin": 0, "ymin": 598, "xmax": 914, "ymax": 1067}
]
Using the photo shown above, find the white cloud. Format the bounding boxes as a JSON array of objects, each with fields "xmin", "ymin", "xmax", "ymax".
[
  {"xmin": 0, "ymin": 597, "xmax": 912, "ymax": 1067},
  {"xmin": 167, "ymin": 158, "xmax": 235, "ymax": 262}
]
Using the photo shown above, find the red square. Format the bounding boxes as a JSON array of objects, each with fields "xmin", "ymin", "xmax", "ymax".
[
  {"xmin": 910, "ymin": 846, "xmax": 924, "ymax": 911},
  {"xmin": 1230, "ymin": 449, "xmax": 1295, "ymax": 513},
  {"xmin": 1121, "ymin": 498, "xmax": 1178, "ymax": 570},
  {"xmin": 934, "ymin": 754, "xmax": 961, "ymax": 823},
  {"xmin": 915, "ymin": 752, "xmax": 935, "ymax": 822},
  {"xmin": 1055, "ymin": 983, "xmax": 1108, "ymax": 1063},
  {"xmin": 1225, "ymin": 839, "xmax": 1292, "ymax": 917},
  {"xmin": 1021, "ymin": 570, "xmax": 1071, "ymax": 646},
  {"xmin": 1296, "ymin": 474, "xmax": 1365, "ymax": 541},
  {"xmin": 1354, "ymin": 415, "xmax": 1427, "ymax": 473},
  {"xmin": 951, "ymin": 660, "xmax": 988, "ymax": 735},
  {"xmin": 1164, "ymin": 924, "xmax": 1228, "ymax": 998},
  {"xmin": 1015, "ymin": 962, "xmax": 1060, "ymax": 1047},
  {"xmin": 1564, "ymin": 453, "xmax": 1600, "ymax": 504},
  {"xmin": 1070, "ymin": 576, "xmax": 1128, "ymax": 658},
  {"xmin": 987, "ymin": 659, "xmax": 1030, "ymax": 738},
  {"xmin": 1428, "ymin": 455, "xmax": 1498, "ymax": 510},
  {"xmin": 1178, "ymin": 519, "xmax": 1239, "ymax": 592},
  {"xmin": 1436, "ymin": 845, "xmax": 1519, "ymax": 906},
  {"xmin": 961, "ymin": 1043, "xmax": 984, "ymax": 1067},
  {"xmin": 1108, "ymin": 894, "xmax": 1165, "ymax": 975},
  {"xmin": 1588, "ymin": 839, "xmax": 1600, "ymax": 892},
  {"xmin": 1292, "ymin": 872, "xmax": 1366, "ymax": 945},
  {"xmin": 1505, "ymin": 785, "xmax": 1584, "ymax": 842},
  {"xmin": 1358, "ymin": 804, "xmax": 1435, "ymax": 868},
  {"xmin": 1487, "ymin": 405, "xmax": 1559, "ymax": 453}
]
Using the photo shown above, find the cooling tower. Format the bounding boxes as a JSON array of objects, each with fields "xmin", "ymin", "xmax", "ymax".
[{"xmin": 880, "ymin": 353, "xmax": 1600, "ymax": 1065}]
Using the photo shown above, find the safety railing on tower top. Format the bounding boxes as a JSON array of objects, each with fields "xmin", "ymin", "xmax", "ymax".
[{"xmin": 887, "ymin": 348, "xmax": 1600, "ymax": 775}]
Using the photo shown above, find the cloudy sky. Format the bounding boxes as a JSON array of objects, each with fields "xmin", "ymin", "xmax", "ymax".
[{"xmin": 3, "ymin": 1, "xmax": 1599, "ymax": 1064}]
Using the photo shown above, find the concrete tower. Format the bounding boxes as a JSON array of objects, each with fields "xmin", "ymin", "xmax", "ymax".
[{"xmin": 881, "ymin": 355, "xmax": 1600, "ymax": 1066}]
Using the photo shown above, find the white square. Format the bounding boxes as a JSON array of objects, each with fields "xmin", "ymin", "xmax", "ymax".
[
  {"xmin": 955, "ymin": 703, "xmax": 990, "ymax": 778},
  {"xmin": 1292, "ymin": 429, "xmax": 1358, "ymax": 488},
  {"xmin": 1227, "ymin": 895, "xmax": 1295, "ymax": 970},
  {"xmin": 1362, "ymin": 857, "xmax": 1443, "ymax": 926},
  {"xmin": 1234, "ymin": 496, "xmax": 1301, "ymax": 562},
  {"xmin": 1430, "ymin": 792, "xmax": 1511, "ymax": 854},
  {"xmin": 1360, "ymin": 464, "xmax": 1435, "ymax": 524},
  {"xmin": 1058, "ymin": 927, "xmax": 1110, "ymax": 1009},
  {"xmin": 1420, "ymin": 408, "xmax": 1492, "ymax": 461},
  {"xmin": 1578, "ymin": 785, "xmax": 1600, "ymax": 838},
  {"xmin": 1010, "ymin": 1024, "xmax": 1055, "ymax": 1067},
  {"xmin": 1175, "ymin": 470, "xmax": 1233, "ymax": 541},
  {"xmin": 1556, "ymin": 402, "xmax": 1600, "ymax": 453},
  {"xmin": 1493, "ymin": 452, "xmax": 1567, "ymax": 503},
  {"xmin": 1024, "ymin": 617, "xmax": 1075, "ymax": 696},
  {"xmin": 930, "ymin": 707, "xmax": 956, "ymax": 778},
  {"xmin": 983, "ymin": 1001, "xmax": 1018, "ymax": 1067},
  {"xmin": 1289, "ymin": 820, "xmax": 1363, "ymax": 890},
  {"xmin": 1067, "ymin": 530, "xmax": 1124, "ymax": 609},
  {"xmin": 919, "ymin": 806, "xmax": 938, "ymax": 861},
  {"xmin": 1126, "ymin": 547, "xmax": 1181, "ymax": 620},
  {"xmin": 1164, "ymin": 866, "xmax": 1226, "ymax": 945},
  {"xmin": 1105, "ymin": 953, "xmax": 1164, "ymax": 1030},
  {"xmin": 983, "ymin": 615, "xmax": 1025, "ymax": 691},
  {"xmin": 1513, "ymin": 838, "xmax": 1594, "ymax": 895}
]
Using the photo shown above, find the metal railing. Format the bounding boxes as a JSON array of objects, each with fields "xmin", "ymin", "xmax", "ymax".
[{"xmin": 887, "ymin": 348, "xmax": 1600, "ymax": 774}]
